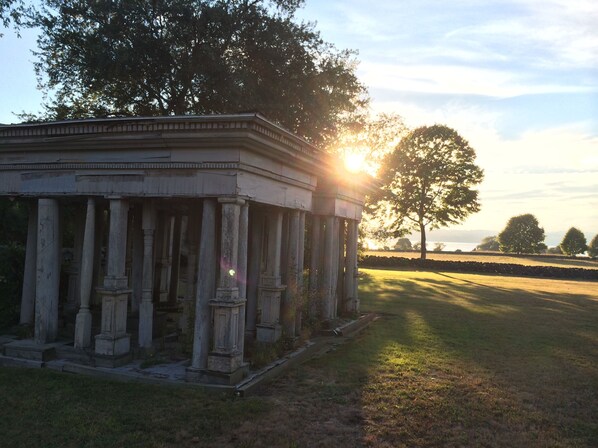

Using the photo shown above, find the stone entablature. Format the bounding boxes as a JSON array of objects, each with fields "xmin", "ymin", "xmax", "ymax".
[{"xmin": 0, "ymin": 113, "xmax": 370, "ymax": 385}]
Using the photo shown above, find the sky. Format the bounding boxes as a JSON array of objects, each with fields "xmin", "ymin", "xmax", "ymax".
[{"xmin": 0, "ymin": 0, "xmax": 597, "ymax": 246}]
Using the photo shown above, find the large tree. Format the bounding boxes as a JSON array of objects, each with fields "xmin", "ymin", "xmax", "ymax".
[
  {"xmin": 588, "ymin": 234, "xmax": 598, "ymax": 259},
  {"xmin": 560, "ymin": 227, "xmax": 587, "ymax": 257},
  {"xmin": 0, "ymin": 0, "xmax": 27, "ymax": 36},
  {"xmin": 375, "ymin": 125, "xmax": 484, "ymax": 260},
  {"xmin": 498, "ymin": 214, "xmax": 546, "ymax": 254},
  {"xmin": 475, "ymin": 235, "xmax": 499, "ymax": 252},
  {"xmin": 29, "ymin": 0, "xmax": 367, "ymax": 146}
]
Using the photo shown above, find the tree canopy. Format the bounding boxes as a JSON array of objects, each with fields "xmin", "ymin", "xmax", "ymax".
[
  {"xmin": 0, "ymin": 0, "xmax": 26, "ymax": 36},
  {"xmin": 498, "ymin": 214, "xmax": 546, "ymax": 254},
  {"xmin": 374, "ymin": 125, "xmax": 484, "ymax": 259},
  {"xmin": 588, "ymin": 234, "xmax": 598, "ymax": 259},
  {"xmin": 28, "ymin": 0, "xmax": 367, "ymax": 146},
  {"xmin": 560, "ymin": 227, "xmax": 587, "ymax": 257},
  {"xmin": 393, "ymin": 237, "xmax": 412, "ymax": 251},
  {"xmin": 475, "ymin": 235, "xmax": 499, "ymax": 252}
]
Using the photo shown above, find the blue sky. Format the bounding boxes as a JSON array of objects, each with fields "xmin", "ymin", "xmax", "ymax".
[
  {"xmin": 297, "ymin": 0, "xmax": 598, "ymax": 245},
  {"xmin": 0, "ymin": 0, "xmax": 597, "ymax": 245}
]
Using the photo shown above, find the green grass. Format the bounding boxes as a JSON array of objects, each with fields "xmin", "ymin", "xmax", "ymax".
[{"xmin": 1, "ymin": 269, "xmax": 597, "ymax": 447}]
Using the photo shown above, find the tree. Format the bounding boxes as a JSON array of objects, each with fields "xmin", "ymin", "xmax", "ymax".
[
  {"xmin": 498, "ymin": 214, "xmax": 546, "ymax": 254},
  {"xmin": 475, "ymin": 235, "xmax": 499, "ymax": 251},
  {"xmin": 433, "ymin": 242, "xmax": 445, "ymax": 252},
  {"xmin": 588, "ymin": 234, "xmax": 598, "ymax": 259},
  {"xmin": 393, "ymin": 237, "xmax": 412, "ymax": 251},
  {"xmin": 560, "ymin": 227, "xmax": 587, "ymax": 257},
  {"xmin": 331, "ymin": 112, "xmax": 407, "ymax": 175},
  {"xmin": 29, "ymin": 0, "xmax": 367, "ymax": 146},
  {"xmin": 374, "ymin": 125, "xmax": 484, "ymax": 259},
  {"xmin": 0, "ymin": 0, "xmax": 27, "ymax": 36},
  {"xmin": 546, "ymin": 246, "xmax": 563, "ymax": 255}
]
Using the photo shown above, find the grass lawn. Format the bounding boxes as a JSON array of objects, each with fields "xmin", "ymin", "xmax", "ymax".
[
  {"xmin": 1, "ymin": 269, "xmax": 597, "ymax": 447},
  {"xmin": 366, "ymin": 250, "xmax": 598, "ymax": 270}
]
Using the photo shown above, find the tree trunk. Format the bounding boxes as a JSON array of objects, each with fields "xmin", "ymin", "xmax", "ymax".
[{"xmin": 420, "ymin": 222, "xmax": 427, "ymax": 260}]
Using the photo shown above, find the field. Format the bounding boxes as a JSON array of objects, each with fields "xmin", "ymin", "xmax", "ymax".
[
  {"xmin": 366, "ymin": 250, "xmax": 598, "ymax": 270},
  {"xmin": 1, "ymin": 269, "xmax": 597, "ymax": 447}
]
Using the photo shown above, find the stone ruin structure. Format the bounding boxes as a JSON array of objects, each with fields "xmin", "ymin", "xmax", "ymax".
[{"xmin": 0, "ymin": 114, "xmax": 370, "ymax": 384}]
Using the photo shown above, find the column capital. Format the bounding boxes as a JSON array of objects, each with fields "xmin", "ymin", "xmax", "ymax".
[{"xmin": 218, "ymin": 196, "xmax": 246, "ymax": 206}]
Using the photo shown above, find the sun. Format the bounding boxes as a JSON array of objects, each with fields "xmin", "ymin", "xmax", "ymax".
[{"xmin": 344, "ymin": 151, "xmax": 365, "ymax": 173}]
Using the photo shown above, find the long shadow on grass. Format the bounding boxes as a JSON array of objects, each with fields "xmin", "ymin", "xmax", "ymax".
[{"xmin": 319, "ymin": 269, "xmax": 598, "ymax": 447}]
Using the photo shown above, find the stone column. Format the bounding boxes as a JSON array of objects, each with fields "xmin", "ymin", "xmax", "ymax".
[
  {"xmin": 344, "ymin": 220, "xmax": 359, "ymax": 314},
  {"xmin": 74, "ymin": 198, "xmax": 96, "ymax": 349},
  {"xmin": 180, "ymin": 208, "xmax": 200, "ymax": 334},
  {"xmin": 330, "ymin": 217, "xmax": 340, "ymax": 319},
  {"xmin": 95, "ymin": 198, "xmax": 131, "ymax": 365},
  {"xmin": 66, "ymin": 207, "xmax": 85, "ymax": 313},
  {"xmin": 295, "ymin": 211, "xmax": 306, "ymax": 333},
  {"xmin": 282, "ymin": 210, "xmax": 300, "ymax": 338},
  {"xmin": 91, "ymin": 204, "xmax": 107, "ymax": 306},
  {"xmin": 206, "ymin": 197, "xmax": 246, "ymax": 383},
  {"xmin": 187, "ymin": 199, "xmax": 217, "ymax": 379},
  {"xmin": 20, "ymin": 201, "xmax": 38, "ymax": 326},
  {"xmin": 336, "ymin": 219, "xmax": 346, "ymax": 316},
  {"xmin": 130, "ymin": 206, "xmax": 143, "ymax": 314},
  {"xmin": 168, "ymin": 213, "xmax": 182, "ymax": 307},
  {"xmin": 256, "ymin": 209, "xmax": 285, "ymax": 343},
  {"xmin": 34, "ymin": 198, "xmax": 61, "ymax": 344},
  {"xmin": 246, "ymin": 210, "xmax": 264, "ymax": 338},
  {"xmin": 237, "ymin": 202, "xmax": 249, "ymax": 353},
  {"xmin": 308, "ymin": 214, "xmax": 320, "ymax": 320},
  {"xmin": 139, "ymin": 201, "xmax": 156, "ymax": 349},
  {"xmin": 320, "ymin": 216, "xmax": 335, "ymax": 321}
]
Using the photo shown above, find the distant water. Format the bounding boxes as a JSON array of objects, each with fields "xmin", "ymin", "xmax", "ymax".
[{"xmin": 424, "ymin": 241, "xmax": 479, "ymax": 252}]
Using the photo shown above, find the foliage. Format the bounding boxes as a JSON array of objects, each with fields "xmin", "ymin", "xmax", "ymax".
[
  {"xmin": 394, "ymin": 237, "xmax": 412, "ymax": 251},
  {"xmin": 28, "ymin": 0, "xmax": 367, "ymax": 146},
  {"xmin": 0, "ymin": 0, "xmax": 27, "ymax": 36},
  {"xmin": 546, "ymin": 246, "xmax": 563, "ymax": 255},
  {"xmin": 331, "ymin": 112, "xmax": 406, "ymax": 174},
  {"xmin": 498, "ymin": 214, "xmax": 546, "ymax": 254},
  {"xmin": 475, "ymin": 235, "xmax": 499, "ymax": 251},
  {"xmin": 0, "ymin": 198, "xmax": 28, "ymax": 245},
  {"xmin": 588, "ymin": 234, "xmax": 598, "ymax": 259},
  {"xmin": 559, "ymin": 227, "xmax": 587, "ymax": 257},
  {"xmin": 432, "ymin": 242, "xmax": 445, "ymax": 252},
  {"xmin": 0, "ymin": 243, "xmax": 25, "ymax": 330},
  {"xmin": 374, "ymin": 125, "xmax": 484, "ymax": 260}
]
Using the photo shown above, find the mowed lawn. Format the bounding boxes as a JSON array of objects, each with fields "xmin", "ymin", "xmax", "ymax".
[{"xmin": 1, "ymin": 269, "xmax": 597, "ymax": 447}]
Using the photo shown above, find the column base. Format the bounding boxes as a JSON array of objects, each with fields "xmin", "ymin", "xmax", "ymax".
[
  {"xmin": 94, "ymin": 352, "xmax": 132, "ymax": 368},
  {"xmin": 256, "ymin": 323, "xmax": 282, "ymax": 343},
  {"xmin": 74, "ymin": 310, "xmax": 92, "ymax": 349},
  {"xmin": 94, "ymin": 333, "xmax": 130, "ymax": 358},
  {"xmin": 186, "ymin": 364, "xmax": 249, "ymax": 385},
  {"xmin": 207, "ymin": 351, "xmax": 243, "ymax": 373}
]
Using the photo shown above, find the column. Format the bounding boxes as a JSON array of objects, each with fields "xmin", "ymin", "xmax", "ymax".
[
  {"xmin": 245, "ymin": 210, "xmax": 264, "ymax": 338},
  {"xmin": 180, "ymin": 207, "xmax": 200, "ymax": 334},
  {"xmin": 34, "ymin": 198, "xmax": 61, "ymax": 344},
  {"xmin": 19, "ymin": 201, "xmax": 37, "ymax": 326},
  {"xmin": 74, "ymin": 198, "xmax": 96, "ymax": 349},
  {"xmin": 319, "ymin": 216, "xmax": 336, "ymax": 320},
  {"xmin": 91, "ymin": 204, "xmax": 107, "ymax": 306},
  {"xmin": 65, "ymin": 206, "xmax": 85, "ymax": 313},
  {"xmin": 330, "ymin": 217, "xmax": 340, "ymax": 318},
  {"xmin": 187, "ymin": 199, "xmax": 217, "ymax": 378},
  {"xmin": 256, "ymin": 209, "xmax": 285, "ymax": 343},
  {"xmin": 167, "ymin": 213, "xmax": 182, "ymax": 307},
  {"xmin": 336, "ymin": 219, "xmax": 346, "ymax": 316},
  {"xmin": 344, "ymin": 220, "xmax": 359, "ymax": 314},
  {"xmin": 94, "ymin": 198, "xmax": 131, "ymax": 365},
  {"xmin": 206, "ymin": 197, "xmax": 246, "ymax": 383},
  {"xmin": 282, "ymin": 210, "xmax": 300, "ymax": 338},
  {"xmin": 237, "ymin": 202, "xmax": 249, "ymax": 353},
  {"xmin": 308, "ymin": 214, "xmax": 320, "ymax": 320},
  {"xmin": 130, "ymin": 206, "xmax": 143, "ymax": 314},
  {"xmin": 295, "ymin": 211, "xmax": 306, "ymax": 334},
  {"xmin": 138, "ymin": 201, "xmax": 156, "ymax": 349}
]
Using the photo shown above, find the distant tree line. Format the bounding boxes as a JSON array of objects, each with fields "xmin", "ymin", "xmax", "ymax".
[{"xmin": 474, "ymin": 214, "xmax": 597, "ymax": 259}]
